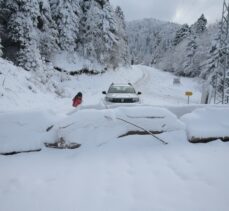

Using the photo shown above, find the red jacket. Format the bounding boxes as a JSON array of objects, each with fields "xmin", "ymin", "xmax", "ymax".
[{"xmin": 72, "ymin": 97, "xmax": 82, "ymax": 107}]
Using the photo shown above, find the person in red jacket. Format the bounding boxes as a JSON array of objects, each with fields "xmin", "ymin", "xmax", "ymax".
[{"xmin": 72, "ymin": 92, "xmax": 83, "ymax": 107}]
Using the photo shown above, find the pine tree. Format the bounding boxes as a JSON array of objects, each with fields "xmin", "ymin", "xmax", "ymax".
[
  {"xmin": 6, "ymin": 0, "xmax": 43, "ymax": 71},
  {"xmin": 79, "ymin": 0, "xmax": 102, "ymax": 61},
  {"xmin": 182, "ymin": 35, "xmax": 198, "ymax": 77},
  {"xmin": 192, "ymin": 14, "xmax": 207, "ymax": 34},
  {"xmin": 50, "ymin": 0, "xmax": 81, "ymax": 52},
  {"xmin": 17, "ymin": 40, "xmax": 43, "ymax": 71},
  {"xmin": 200, "ymin": 40, "xmax": 219, "ymax": 79},
  {"xmin": 37, "ymin": 0, "xmax": 59, "ymax": 59},
  {"xmin": 173, "ymin": 24, "xmax": 190, "ymax": 46},
  {"xmin": 114, "ymin": 6, "xmax": 130, "ymax": 66},
  {"xmin": 79, "ymin": 0, "xmax": 121, "ymax": 67}
]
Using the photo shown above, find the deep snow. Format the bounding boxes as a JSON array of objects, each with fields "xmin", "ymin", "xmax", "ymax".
[{"xmin": 0, "ymin": 58, "xmax": 229, "ymax": 211}]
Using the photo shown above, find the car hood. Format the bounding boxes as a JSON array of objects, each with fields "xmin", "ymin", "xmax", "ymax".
[{"xmin": 106, "ymin": 93, "xmax": 139, "ymax": 98}]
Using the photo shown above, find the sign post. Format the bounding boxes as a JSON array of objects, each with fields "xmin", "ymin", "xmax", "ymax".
[{"xmin": 185, "ymin": 91, "xmax": 193, "ymax": 104}]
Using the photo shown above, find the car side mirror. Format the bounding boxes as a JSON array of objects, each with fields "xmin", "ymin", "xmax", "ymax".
[
  {"xmin": 137, "ymin": 92, "xmax": 142, "ymax": 95},
  {"xmin": 102, "ymin": 91, "xmax": 106, "ymax": 94}
]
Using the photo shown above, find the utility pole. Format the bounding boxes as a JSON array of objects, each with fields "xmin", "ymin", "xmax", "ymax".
[{"xmin": 214, "ymin": 0, "xmax": 229, "ymax": 104}]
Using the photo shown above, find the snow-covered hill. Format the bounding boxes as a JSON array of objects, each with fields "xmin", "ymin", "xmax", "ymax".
[
  {"xmin": 127, "ymin": 18, "xmax": 179, "ymax": 65},
  {"xmin": 1, "ymin": 58, "xmax": 229, "ymax": 211}
]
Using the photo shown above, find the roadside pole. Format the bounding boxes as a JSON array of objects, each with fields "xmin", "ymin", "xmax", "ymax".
[{"xmin": 185, "ymin": 91, "xmax": 193, "ymax": 104}]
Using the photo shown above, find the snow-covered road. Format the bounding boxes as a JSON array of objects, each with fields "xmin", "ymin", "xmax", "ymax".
[
  {"xmin": 133, "ymin": 65, "xmax": 202, "ymax": 105},
  {"xmin": 1, "ymin": 133, "xmax": 229, "ymax": 211}
]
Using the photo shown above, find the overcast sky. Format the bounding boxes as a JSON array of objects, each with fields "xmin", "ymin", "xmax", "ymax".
[{"xmin": 110, "ymin": 0, "xmax": 223, "ymax": 25}]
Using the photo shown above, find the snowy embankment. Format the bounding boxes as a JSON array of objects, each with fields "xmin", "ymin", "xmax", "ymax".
[
  {"xmin": 1, "ymin": 58, "xmax": 229, "ymax": 211},
  {"xmin": 181, "ymin": 107, "xmax": 229, "ymax": 142}
]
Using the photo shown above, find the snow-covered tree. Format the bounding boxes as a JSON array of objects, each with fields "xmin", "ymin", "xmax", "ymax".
[
  {"xmin": 3, "ymin": 0, "xmax": 59, "ymax": 70},
  {"xmin": 50, "ymin": 0, "xmax": 81, "ymax": 52},
  {"xmin": 191, "ymin": 14, "xmax": 207, "ymax": 34},
  {"xmin": 200, "ymin": 39, "xmax": 219, "ymax": 79},
  {"xmin": 6, "ymin": 0, "xmax": 44, "ymax": 71},
  {"xmin": 111, "ymin": 6, "xmax": 130, "ymax": 67},
  {"xmin": 17, "ymin": 40, "xmax": 43, "ymax": 71},
  {"xmin": 173, "ymin": 24, "xmax": 190, "ymax": 46},
  {"xmin": 37, "ymin": 0, "xmax": 59, "ymax": 59},
  {"xmin": 79, "ymin": 0, "xmax": 125, "ymax": 67},
  {"xmin": 79, "ymin": 0, "xmax": 104, "ymax": 62},
  {"xmin": 182, "ymin": 35, "xmax": 198, "ymax": 77}
]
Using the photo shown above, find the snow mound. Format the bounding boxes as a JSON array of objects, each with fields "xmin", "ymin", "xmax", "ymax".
[
  {"xmin": 0, "ymin": 111, "xmax": 58, "ymax": 153},
  {"xmin": 181, "ymin": 107, "xmax": 229, "ymax": 142},
  {"xmin": 53, "ymin": 106, "xmax": 185, "ymax": 147},
  {"xmin": 0, "ymin": 106, "xmax": 185, "ymax": 153}
]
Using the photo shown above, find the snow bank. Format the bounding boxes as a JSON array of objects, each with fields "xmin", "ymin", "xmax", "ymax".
[
  {"xmin": 0, "ymin": 111, "xmax": 60, "ymax": 153},
  {"xmin": 53, "ymin": 106, "xmax": 185, "ymax": 148},
  {"xmin": 0, "ymin": 58, "xmax": 68, "ymax": 111},
  {"xmin": 0, "ymin": 106, "xmax": 185, "ymax": 153},
  {"xmin": 181, "ymin": 107, "xmax": 229, "ymax": 142}
]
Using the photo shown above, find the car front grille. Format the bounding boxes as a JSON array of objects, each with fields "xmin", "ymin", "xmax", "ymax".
[{"xmin": 110, "ymin": 98, "xmax": 135, "ymax": 103}]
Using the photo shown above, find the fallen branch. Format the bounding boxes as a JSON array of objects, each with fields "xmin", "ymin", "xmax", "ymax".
[
  {"xmin": 46, "ymin": 125, "xmax": 54, "ymax": 132},
  {"xmin": 119, "ymin": 130, "xmax": 163, "ymax": 138},
  {"xmin": 59, "ymin": 122, "xmax": 76, "ymax": 129},
  {"xmin": 0, "ymin": 149, "xmax": 41, "ymax": 156},
  {"xmin": 46, "ymin": 122, "xmax": 75, "ymax": 132},
  {"xmin": 116, "ymin": 117, "xmax": 168, "ymax": 145},
  {"xmin": 126, "ymin": 115, "xmax": 165, "ymax": 119}
]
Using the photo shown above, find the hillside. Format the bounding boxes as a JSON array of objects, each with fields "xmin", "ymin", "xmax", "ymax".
[
  {"xmin": 127, "ymin": 18, "xmax": 179, "ymax": 65},
  {"xmin": 127, "ymin": 16, "xmax": 220, "ymax": 80}
]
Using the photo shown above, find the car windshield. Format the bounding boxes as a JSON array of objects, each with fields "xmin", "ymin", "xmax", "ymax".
[{"xmin": 108, "ymin": 85, "xmax": 136, "ymax": 94}]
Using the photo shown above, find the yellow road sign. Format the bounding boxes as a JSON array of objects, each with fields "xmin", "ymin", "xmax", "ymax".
[{"xmin": 185, "ymin": 91, "xmax": 193, "ymax": 96}]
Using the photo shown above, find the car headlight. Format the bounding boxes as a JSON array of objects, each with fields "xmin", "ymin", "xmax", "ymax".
[
  {"xmin": 132, "ymin": 98, "xmax": 139, "ymax": 102},
  {"xmin": 105, "ymin": 97, "xmax": 113, "ymax": 102}
]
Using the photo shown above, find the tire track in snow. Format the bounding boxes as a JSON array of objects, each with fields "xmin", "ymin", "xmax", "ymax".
[{"xmin": 133, "ymin": 66, "xmax": 151, "ymax": 89}]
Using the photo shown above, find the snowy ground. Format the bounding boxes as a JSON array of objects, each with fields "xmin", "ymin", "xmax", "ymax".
[{"xmin": 0, "ymin": 59, "xmax": 229, "ymax": 211}]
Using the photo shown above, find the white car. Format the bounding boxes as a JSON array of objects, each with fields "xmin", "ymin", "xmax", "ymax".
[{"xmin": 102, "ymin": 83, "xmax": 141, "ymax": 104}]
